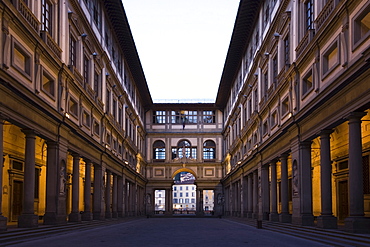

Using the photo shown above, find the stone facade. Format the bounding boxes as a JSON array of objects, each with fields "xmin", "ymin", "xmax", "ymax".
[{"xmin": 0, "ymin": 0, "xmax": 369, "ymax": 235}]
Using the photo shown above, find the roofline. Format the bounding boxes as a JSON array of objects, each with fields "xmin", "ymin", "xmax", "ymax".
[
  {"xmin": 215, "ymin": 0, "xmax": 262, "ymax": 108},
  {"xmin": 104, "ymin": 0, "xmax": 153, "ymax": 108}
]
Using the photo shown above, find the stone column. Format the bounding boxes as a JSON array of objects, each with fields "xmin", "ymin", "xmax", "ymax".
[
  {"xmin": 196, "ymin": 189, "xmax": 204, "ymax": 216},
  {"xmin": 93, "ymin": 164, "xmax": 104, "ymax": 220},
  {"xmin": 253, "ymin": 170, "xmax": 258, "ymax": 219},
  {"xmin": 117, "ymin": 175, "xmax": 124, "ymax": 217},
  {"xmin": 261, "ymin": 165, "xmax": 270, "ymax": 220},
  {"xmin": 344, "ymin": 112, "xmax": 370, "ymax": 233},
  {"xmin": 112, "ymin": 174, "xmax": 118, "ymax": 218},
  {"xmin": 279, "ymin": 154, "xmax": 291, "ymax": 222},
  {"xmin": 299, "ymin": 141, "xmax": 314, "ymax": 226},
  {"xmin": 44, "ymin": 141, "xmax": 60, "ymax": 225},
  {"xmin": 105, "ymin": 170, "xmax": 112, "ymax": 218},
  {"xmin": 82, "ymin": 160, "xmax": 92, "ymax": 221},
  {"xmin": 0, "ymin": 120, "xmax": 7, "ymax": 231},
  {"xmin": 18, "ymin": 129, "xmax": 38, "ymax": 228},
  {"xmin": 317, "ymin": 130, "xmax": 337, "ymax": 229},
  {"xmin": 269, "ymin": 160, "xmax": 279, "ymax": 221},
  {"xmin": 69, "ymin": 154, "xmax": 81, "ymax": 222},
  {"xmin": 241, "ymin": 175, "xmax": 248, "ymax": 217},
  {"xmin": 247, "ymin": 173, "xmax": 253, "ymax": 218},
  {"xmin": 165, "ymin": 188, "xmax": 172, "ymax": 216}
]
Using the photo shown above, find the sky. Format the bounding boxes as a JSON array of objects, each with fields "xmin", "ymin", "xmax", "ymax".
[{"xmin": 121, "ymin": 0, "xmax": 240, "ymax": 102}]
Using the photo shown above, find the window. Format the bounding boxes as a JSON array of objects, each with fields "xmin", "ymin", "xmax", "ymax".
[
  {"xmin": 302, "ymin": 69, "xmax": 313, "ymax": 96},
  {"xmin": 322, "ymin": 40, "xmax": 339, "ymax": 76},
  {"xmin": 177, "ymin": 140, "xmax": 191, "ymax": 158},
  {"xmin": 92, "ymin": 0, "xmax": 101, "ymax": 30},
  {"xmin": 42, "ymin": 70, "xmax": 55, "ymax": 98},
  {"xmin": 305, "ymin": 0, "xmax": 314, "ymax": 30},
  {"xmin": 106, "ymin": 89, "xmax": 110, "ymax": 113},
  {"xmin": 113, "ymin": 98, "xmax": 117, "ymax": 119},
  {"xmin": 153, "ymin": 111, "xmax": 166, "ymax": 123},
  {"xmin": 94, "ymin": 69, "xmax": 100, "ymax": 97},
  {"xmin": 41, "ymin": 0, "xmax": 52, "ymax": 35},
  {"xmin": 68, "ymin": 97, "xmax": 78, "ymax": 117},
  {"xmin": 263, "ymin": 120, "xmax": 268, "ymax": 136},
  {"xmin": 353, "ymin": 5, "xmax": 370, "ymax": 46},
  {"xmin": 180, "ymin": 193, "xmax": 183, "ymax": 197},
  {"xmin": 263, "ymin": 70, "xmax": 268, "ymax": 97},
  {"xmin": 153, "ymin": 140, "xmax": 166, "ymax": 160},
  {"xmin": 93, "ymin": 119, "xmax": 100, "ymax": 135},
  {"xmin": 83, "ymin": 54, "xmax": 89, "ymax": 85},
  {"xmin": 281, "ymin": 97, "xmax": 289, "ymax": 116},
  {"xmin": 203, "ymin": 111, "xmax": 215, "ymax": 123},
  {"xmin": 271, "ymin": 110, "xmax": 277, "ymax": 128},
  {"xmin": 203, "ymin": 140, "xmax": 216, "ymax": 160},
  {"xmin": 171, "ymin": 111, "xmax": 197, "ymax": 124},
  {"xmin": 284, "ymin": 34, "xmax": 290, "ymax": 67},
  {"xmin": 174, "ymin": 193, "xmax": 177, "ymax": 197},
  {"xmin": 272, "ymin": 55, "xmax": 278, "ymax": 85},
  {"xmin": 69, "ymin": 35, "xmax": 77, "ymax": 68},
  {"xmin": 12, "ymin": 42, "xmax": 31, "ymax": 77},
  {"xmin": 186, "ymin": 193, "xmax": 189, "ymax": 197}
]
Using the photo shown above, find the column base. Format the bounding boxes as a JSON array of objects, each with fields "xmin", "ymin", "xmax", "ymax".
[
  {"xmin": 68, "ymin": 212, "xmax": 81, "ymax": 222},
  {"xmin": 269, "ymin": 212, "xmax": 279, "ymax": 222},
  {"xmin": 344, "ymin": 216, "xmax": 370, "ymax": 233},
  {"xmin": 317, "ymin": 215, "xmax": 337, "ymax": 229},
  {"xmin": 279, "ymin": 213, "xmax": 292, "ymax": 223},
  {"xmin": 0, "ymin": 216, "xmax": 7, "ymax": 231},
  {"xmin": 262, "ymin": 212, "xmax": 269, "ymax": 220},
  {"xmin": 93, "ymin": 212, "xmax": 105, "ymax": 220},
  {"xmin": 18, "ymin": 214, "xmax": 38, "ymax": 228},
  {"xmin": 105, "ymin": 212, "xmax": 112, "ymax": 219},
  {"xmin": 81, "ymin": 211, "xmax": 93, "ymax": 221},
  {"xmin": 293, "ymin": 214, "xmax": 314, "ymax": 226},
  {"xmin": 43, "ymin": 212, "xmax": 67, "ymax": 225}
]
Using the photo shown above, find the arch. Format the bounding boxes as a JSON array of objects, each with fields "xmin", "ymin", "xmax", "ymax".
[
  {"xmin": 153, "ymin": 140, "xmax": 165, "ymax": 160},
  {"xmin": 171, "ymin": 168, "xmax": 197, "ymax": 179},
  {"xmin": 203, "ymin": 140, "xmax": 216, "ymax": 160}
]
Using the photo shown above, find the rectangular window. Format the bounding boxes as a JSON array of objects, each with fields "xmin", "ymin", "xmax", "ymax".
[
  {"xmin": 353, "ymin": 7, "xmax": 370, "ymax": 46},
  {"xmin": 92, "ymin": 0, "xmax": 101, "ymax": 30},
  {"xmin": 106, "ymin": 89, "xmax": 110, "ymax": 113},
  {"xmin": 41, "ymin": 0, "xmax": 52, "ymax": 35},
  {"xmin": 93, "ymin": 119, "xmax": 100, "ymax": 135},
  {"xmin": 94, "ymin": 70, "xmax": 100, "ymax": 96},
  {"xmin": 323, "ymin": 40, "xmax": 339, "ymax": 76},
  {"xmin": 69, "ymin": 97, "xmax": 78, "ymax": 117},
  {"xmin": 284, "ymin": 34, "xmax": 290, "ymax": 66},
  {"xmin": 302, "ymin": 70, "xmax": 313, "ymax": 96},
  {"xmin": 42, "ymin": 70, "xmax": 55, "ymax": 98},
  {"xmin": 13, "ymin": 42, "xmax": 31, "ymax": 77},
  {"xmin": 263, "ymin": 71, "xmax": 268, "ymax": 97},
  {"xmin": 203, "ymin": 111, "xmax": 215, "ymax": 123},
  {"xmin": 83, "ymin": 54, "xmax": 89, "ymax": 85},
  {"xmin": 272, "ymin": 55, "xmax": 278, "ymax": 85},
  {"xmin": 83, "ymin": 110, "xmax": 91, "ymax": 128},
  {"xmin": 153, "ymin": 111, "xmax": 166, "ymax": 123},
  {"xmin": 281, "ymin": 97, "xmax": 289, "ymax": 116},
  {"xmin": 305, "ymin": 0, "xmax": 314, "ymax": 30},
  {"xmin": 69, "ymin": 35, "xmax": 77, "ymax": 67}
]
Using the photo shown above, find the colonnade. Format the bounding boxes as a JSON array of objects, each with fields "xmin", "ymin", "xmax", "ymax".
[
  {"xmin": 0, "ymin": 120, "xmax": 144, "ymax": 230},
  {"xmin": 224, "ymin": 112, "xmax": 370, "ymax": 233}
]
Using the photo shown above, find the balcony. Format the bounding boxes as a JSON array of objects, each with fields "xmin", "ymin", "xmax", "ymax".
[
  {"xmin": 15, "ymin": 0, "xmax": 39, "ymax": 33},
  {"xmin": 296, "ymin": 29, "xmax": 315, "ymax": 57},
  {"xmin": 40, "ymin": 31, "xmax": 62, "ymax": 58}
]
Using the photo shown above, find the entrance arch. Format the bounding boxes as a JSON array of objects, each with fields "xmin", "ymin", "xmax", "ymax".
[
  {"xmin": 171, "ymin": 168, "xmax": 196, "ymax": 179},
  {"xmin": 172, "ymin": 170, "xmax": 196, "ymax": 215}
]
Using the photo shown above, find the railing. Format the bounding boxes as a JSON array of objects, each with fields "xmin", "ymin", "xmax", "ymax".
[
  {"xmin": 40, "ymin": 31, "xmax": 62, "ymax": 58},
  {"xmin": 315, "ymin": 0, "xmax": 335, "ymax": 31},
  {"xmin": 296, "ymin": 29, "xmax": 315, "ymax": 57},
  {"xmin": 16, "ymin": 0, "xmax": 40, "ymax": 33}
]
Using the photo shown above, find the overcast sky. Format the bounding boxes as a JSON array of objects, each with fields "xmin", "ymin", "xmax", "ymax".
[{"xmin": 121, "ymin": 0, "xmax": 240, "ymax": 102}]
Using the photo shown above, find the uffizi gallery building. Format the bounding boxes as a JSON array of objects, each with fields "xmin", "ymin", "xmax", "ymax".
[{"xmin": 0, "ymin": 0, "xmax": 369, "ymax": 234}]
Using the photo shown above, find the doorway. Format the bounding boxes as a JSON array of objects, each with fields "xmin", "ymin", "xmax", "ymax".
[
  {"xmin": 12, "ymin": 180, "xmax": 23, "ymax": 221},
  {"xmin": 338, "ymin": 180, "xmax": 349, "ymax": 221},
  {"xmin": 173, "ymin": 172, "xmax": 196, "ymax": 215}
]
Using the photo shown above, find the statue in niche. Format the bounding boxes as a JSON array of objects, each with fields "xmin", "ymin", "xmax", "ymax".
[
  {"xmin": 59, "ymin": 166, "xmax": 66, "ymax": 195},
  {"xmin": 292, "ymin": 161, "xmax": 299, "ymax": 196},
  {"xmin": 217, "ymin": 193, "xmax": 224, "ymax": 205}
]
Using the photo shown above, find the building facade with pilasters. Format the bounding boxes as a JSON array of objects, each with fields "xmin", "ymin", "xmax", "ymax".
[
  {"xmin": 219, "ymin": 0, "xmax": 370, "ymax": 233},
  {"xmin": 0, "ymin": 0, "xmax": 370, "ymax": 235},
  {"xmin": 0, "ymin": 0, "xmax": 149, "ymax": 230}
]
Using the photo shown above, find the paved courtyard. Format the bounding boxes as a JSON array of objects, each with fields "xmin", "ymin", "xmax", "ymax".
[{"xmin": 9, "ymin": 218, "xmax": 330, "ymax": 247}]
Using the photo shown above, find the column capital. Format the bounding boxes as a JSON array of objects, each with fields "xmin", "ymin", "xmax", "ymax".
[
  {"xmin": 319, "ymin": 129, "xmax": 334, "ymax": 136},
  {"xmin": 71, "ymin": 152, "xmax": 80, "ymax": 159},
  {"xmin": 299, "ymin": 140, "xmax": 312, "ymax": 148},
  {"xmin": 345, "ymin": 112, "xmax": 367, "ymax": 121},
  {"xmin": 279, "ymin": 153, "xmax": 289, "ymax": 160},
  {"xmin": 21, "ymin": 129, "xmax": 37, "ymax": 138}
]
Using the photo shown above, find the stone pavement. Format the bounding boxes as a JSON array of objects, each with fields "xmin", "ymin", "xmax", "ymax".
[{"xmin": 8, "ymin": 218, "xmax": 331, "ymax": 247}]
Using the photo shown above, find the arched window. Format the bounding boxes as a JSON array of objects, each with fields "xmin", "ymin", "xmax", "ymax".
[
  {"xmin": 203, "ymin": 140, "xmax": 216, "ymax": 160},
  {"xmin": 153, "ymin": 140, "xmax": 165, "ymax": 160},
  {"xmin": 177, "ymin": 140, "xmax": 191, "ymax": 158}
]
